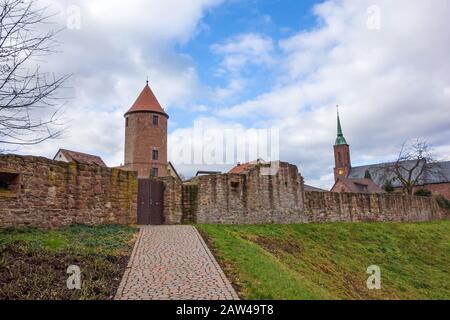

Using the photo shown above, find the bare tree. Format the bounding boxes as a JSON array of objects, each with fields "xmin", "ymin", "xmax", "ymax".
[
  {"xmin": 379, "ymin": 139, "xmax": 443, "ymax": 195},
  {"xmin": 0, "ymin": 0, "xmax": 69, "ymax": 150}
]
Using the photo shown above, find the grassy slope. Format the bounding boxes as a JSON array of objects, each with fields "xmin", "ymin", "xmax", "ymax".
[
  {"xmin": 0, "ymin": 224, "xmax": 137, "ymax": 300},
  {"xmin": 198, "ymin": 221, "xmax": 450, "ymax": 300}
]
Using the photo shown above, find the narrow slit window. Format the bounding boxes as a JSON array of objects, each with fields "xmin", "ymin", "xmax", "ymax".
[{"xmin": 152, "ymin": 150, "xmax": 159, "ymax": 160}]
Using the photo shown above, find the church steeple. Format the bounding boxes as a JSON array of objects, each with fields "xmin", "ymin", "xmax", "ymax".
[
  {"xmin": 335, "ymin": 106, "xmax": 348, "ymax": 146},
  {"xmin": 333, "ymin": 106, "xmax": 351, "ymax": 182}
]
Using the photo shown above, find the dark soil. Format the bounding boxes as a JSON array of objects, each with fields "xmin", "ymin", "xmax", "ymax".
[{"xmin": 0, "ymin": 243, "xmax": 129, "ymax": 300}]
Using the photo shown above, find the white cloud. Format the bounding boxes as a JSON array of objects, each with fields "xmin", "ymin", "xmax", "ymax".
[
  {"xmin": 215, "ymin": 0, "xmax": 450, "ymax": 188},
  {"xmin": 190, "ymin": 104, "xmax": 211, "ymax": 112},
  {"xmin": 15, "ymin": 0, "xmax": 223, "ymax": 164},
  {"xmin": 211, "ymin": 33, "xmax": 275, "ymax": 73},
  {"xmin": 209, "ymin": 33, "xmax": 275, "ymax": 102}
]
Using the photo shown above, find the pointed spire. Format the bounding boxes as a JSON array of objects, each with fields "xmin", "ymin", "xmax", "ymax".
[
  {"xmin": 335, "ymin": 105, "xmax": 348, "ymax": 145},
  {"xmin": 124, "ymin": 81, "xmax": 168, "ymax": 118}
]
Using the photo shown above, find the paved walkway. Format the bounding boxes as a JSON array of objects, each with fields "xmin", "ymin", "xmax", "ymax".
[{"xmin": 115, "ymin": 225, "xmax": 239, "ymax": 300}]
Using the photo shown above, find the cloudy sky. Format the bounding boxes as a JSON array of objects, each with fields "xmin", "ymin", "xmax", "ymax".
[{"xmin": 14, "ymin": 0, "xmax": 450, "ymax": 188}]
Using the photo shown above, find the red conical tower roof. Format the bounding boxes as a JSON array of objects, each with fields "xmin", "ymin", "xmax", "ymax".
[{"xmin": 125, "ymin": 82, "xmax": 168, "ymax": 117}]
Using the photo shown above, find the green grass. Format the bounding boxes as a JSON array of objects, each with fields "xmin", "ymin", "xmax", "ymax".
[
  {"xmin": 198, "ymin": 221, "xmax": 450, "ymax": 300},
  {"xmin": 0, "ymin": 224, "xmax": 137, "ymax": 300}
]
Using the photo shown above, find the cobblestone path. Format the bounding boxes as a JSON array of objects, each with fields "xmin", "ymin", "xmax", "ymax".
[{"xmin": 115, "ymin": 225, "xmax": 239, "ymax": 300}]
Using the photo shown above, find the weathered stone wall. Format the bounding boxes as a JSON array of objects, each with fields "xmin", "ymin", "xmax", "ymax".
[
  {"xmin": 304, "ymin": 191, "xmax": 445, "ymax": 223},
  {"xmin": 158, "ymin": 176, "xmax": 183, "ymax": 224},
  {"xmin": 182, "ymin": 183, "xmax": 199, "ymax": 224},
  {"xmin": 161, "ymin": 162, "xmax": 447, "ymax": 225},
  {"xmin": 1, "ymin": 155, "xmax": 446, "ymax": 228},
  {"xmin": 0, "ymin": 155, "xmax": 137, "ymax": 228},
  {"xmin": 185, "ymin": 162, "xmax": 305, "ymax": 224}
]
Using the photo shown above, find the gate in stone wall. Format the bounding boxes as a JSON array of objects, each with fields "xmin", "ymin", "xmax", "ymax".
[{"xmin": 137, "ymin": 179, "xmax": 164, "ymax": 225}]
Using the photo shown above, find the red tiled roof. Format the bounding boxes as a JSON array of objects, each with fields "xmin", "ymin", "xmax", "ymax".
[
  {"xmin": 125, "ymin": 84, "xmax": 168, "ymax": 117},
  {"xmin": 229, "ymin": 160, "xmax": 266, "ymax": 174},
  {"xmin": 229, "ymin": 159, "xmax": 268, "ymax": 174},
  {"xmin": 55, "ymin": 149, "xmax": 107, "ymax": 167},
  {"xmin": 334, "ymin": 178, "xmax": 385, "ymax": 194},
  {"xmin": 229, "ymin": 163, "xmax": 252, "ymax": 174}
]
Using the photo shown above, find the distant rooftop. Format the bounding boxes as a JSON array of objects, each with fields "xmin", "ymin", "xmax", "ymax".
[
  {"xmin": 349, "ymin": 160, "xmax": 450, "ymax": 187},
  {"xmin": 334, "ymin": 178, "xmax": 385, "ymax": 194},
  {"xmin": 304, "ymin": 184, "xmax": 327, "ymax": 192},
  {"xmin": 195, "ymin": 171, "xmax": 222, "ymax": 177},
  {"xmin": 228, "ymin": 159, "xmax": 267, "ymax": 174},
  {"xmin": 54, "ymin": 149, "xmax": 106, "ymax": 167}
]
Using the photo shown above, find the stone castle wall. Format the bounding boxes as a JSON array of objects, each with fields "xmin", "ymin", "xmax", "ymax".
[
  {"xmin": 0, "ymin": 155, "xmax": 137, "ymax": 228},
  {"xmin": 0, "ymin": 155, "xmax": 446, "ymax": 228},
  {"xmin": 158, "ymin": 176, "xmax": 183, "ymax": 225},
  {"xmin": 179, "ymin": 162, "xmax": 305, "ymax": 224},
  {"xmin": 148, "ymin": 162, "xmax": 306, "ymax": 225},
  {"xmin": 162, "ymin": 162, "xmax": 447, "ymax": 225},
  {"xmin": 303, "ymin": 191, "xmax": 444, "ymax": 223}
]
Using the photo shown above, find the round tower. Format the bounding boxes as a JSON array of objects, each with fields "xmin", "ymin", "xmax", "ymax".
[{"xmin": 124, "ymin": 82, "xmax": 169, "ymax": 178}]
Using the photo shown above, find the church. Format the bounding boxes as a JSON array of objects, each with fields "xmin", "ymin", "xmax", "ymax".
[{"xmin": 330, "ymin": 111, "xmax": 450, "ymax": 199}]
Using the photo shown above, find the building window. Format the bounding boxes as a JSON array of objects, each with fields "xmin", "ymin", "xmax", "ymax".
[
  {"xmin": 153, "ymin": 115, "xmax": 159, "ymax": 125},
  {"xmin": 338, "ymin": 152, "xmax": 342, "ymax": 164},
  {"xmin": 151, "ymin": 168, "xmax": 159, "ymax": 177},
  {"xmin": 152, "ymin": 149, "xmax": 159, "ymax": 160},
  {"xmin": 126, "ymin": 118, "xmax": 129, "ymax": 127}
]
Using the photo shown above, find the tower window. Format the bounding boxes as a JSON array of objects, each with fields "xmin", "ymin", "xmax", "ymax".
[
  {"xmin": 338, "ymin": 152, "xmax": 342, "ymax": 164},
  {"xmin": 152, "ymin": 115, "xmax": 159, "ymax": 125},
  {"xmin": 126, "ymin": 118, "xmax": 129, "ymax": 127},
  {"xmin": 152, "ymin": 150, "xmax": 159, "ymax": 160},
  {"xmin": 151, "ymin": 168, "xmax": 159, "ymax": 177}
]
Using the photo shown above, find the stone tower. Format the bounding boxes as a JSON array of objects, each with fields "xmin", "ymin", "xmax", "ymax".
[
  {"xmin": 124, "ymin": 82, "xmax": 169, "ymax": 178},
  {"xmin": 333, "ymin": 107, "xmax": 351, "ymax": 182}
]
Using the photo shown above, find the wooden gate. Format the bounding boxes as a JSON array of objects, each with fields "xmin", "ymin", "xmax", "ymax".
[{"xmin": 137, "ymin": 179, "xmax": 164, "ymax": 225}]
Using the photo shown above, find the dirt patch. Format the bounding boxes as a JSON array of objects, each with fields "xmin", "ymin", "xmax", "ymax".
[
  {"xmin": 0, "ymin": 242, "xmax": 130, "ymax": 300},
  {"xmin": 243, "ymin": 235, "xmax": 304, "ymax": 258}
]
